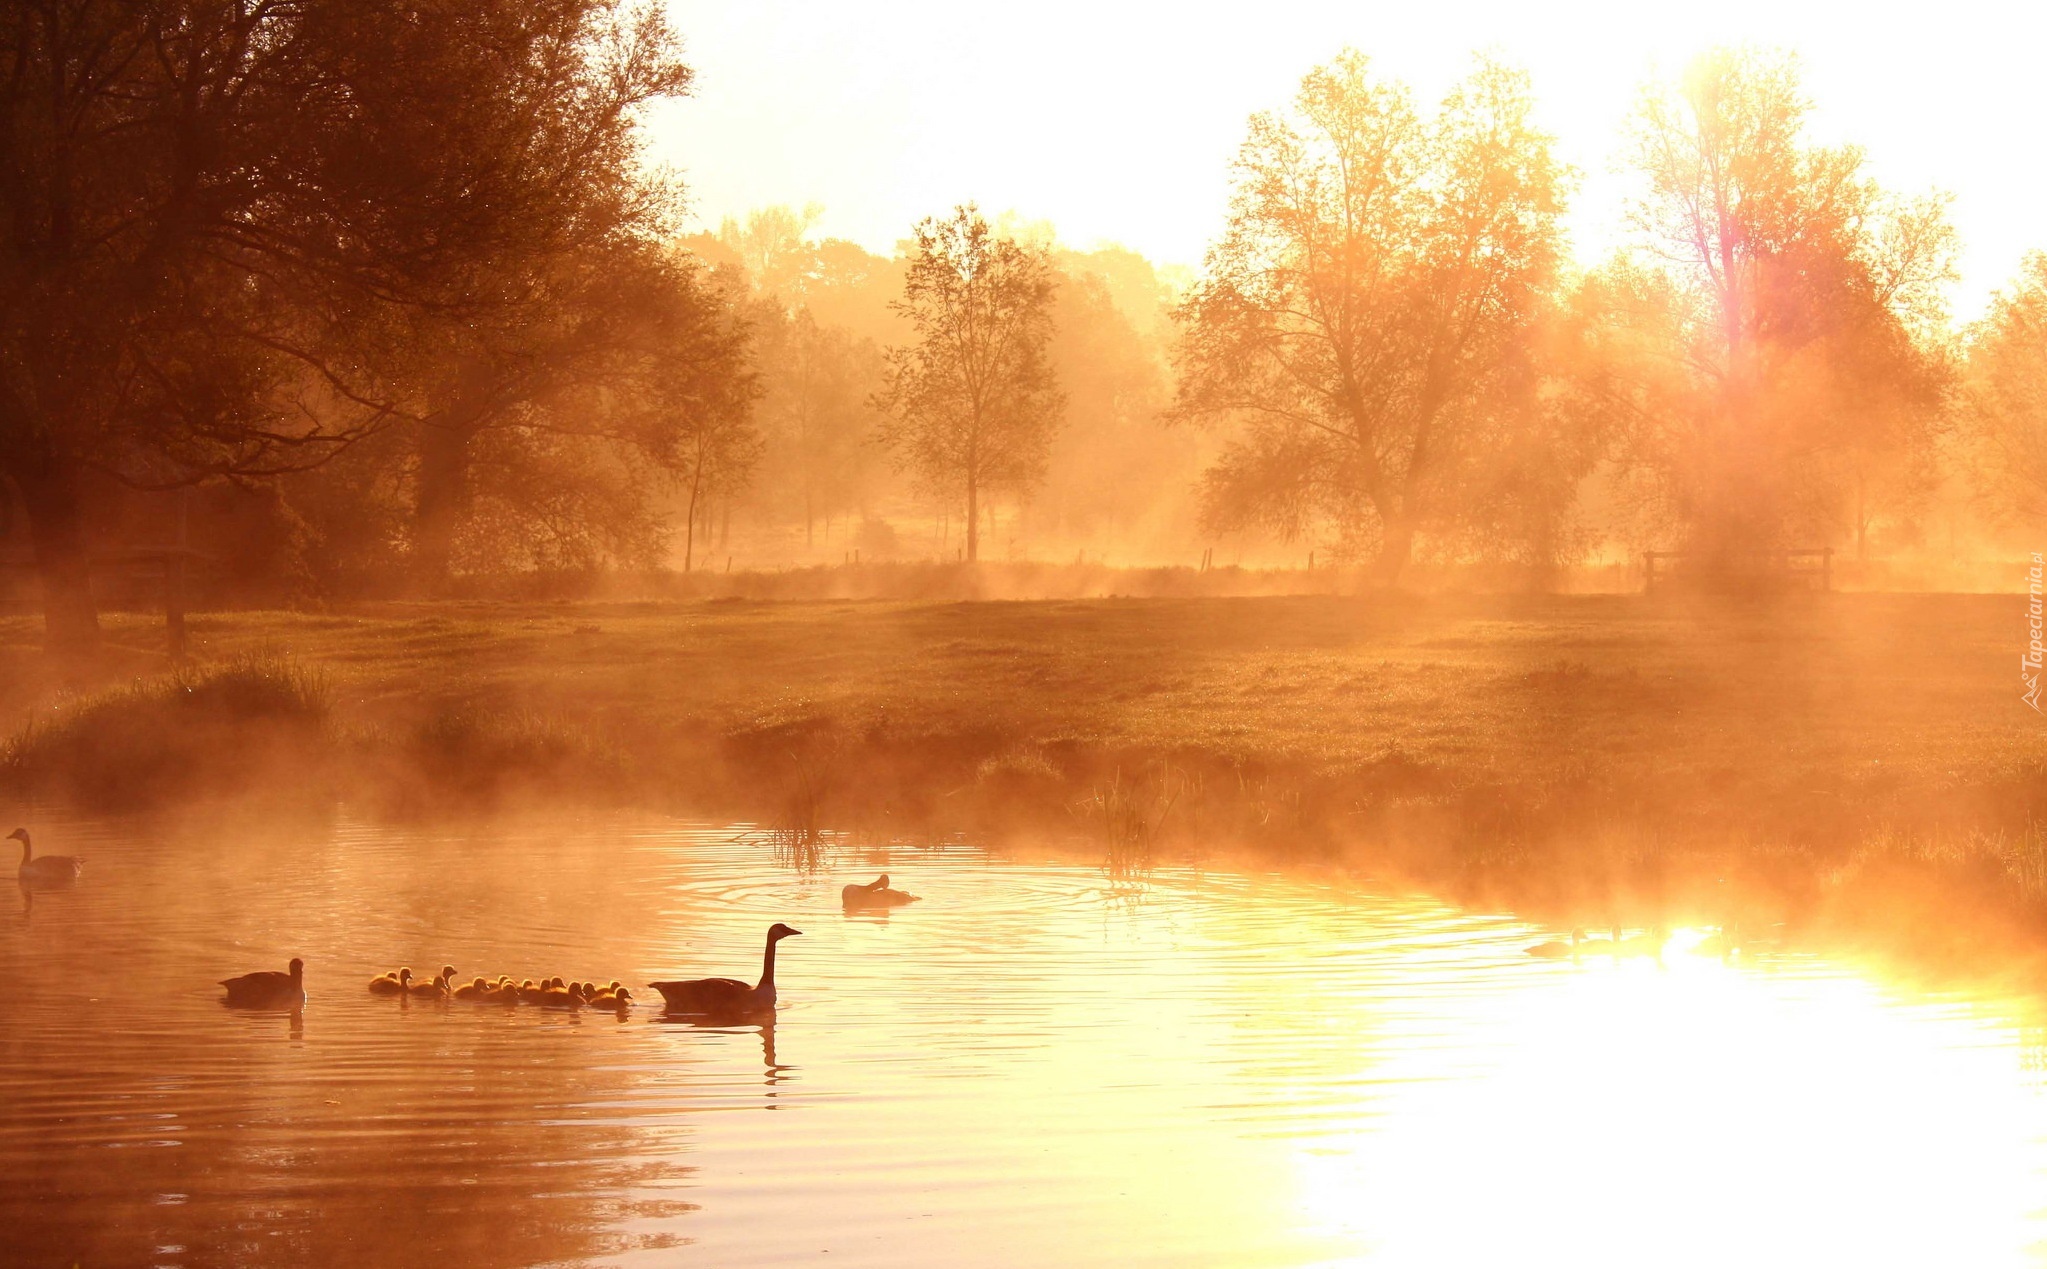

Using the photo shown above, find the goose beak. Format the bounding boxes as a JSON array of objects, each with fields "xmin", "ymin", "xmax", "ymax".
[{"xmin": 786, "ymin": 927, "xmax": 803, "ymax": 937}]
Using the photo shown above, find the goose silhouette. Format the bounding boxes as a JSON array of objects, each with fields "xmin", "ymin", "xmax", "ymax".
[
  {"xmin": 11, "ymin": 829, "xmax": 82, "ymax": 887},
  {"xmin": 650, "ymin": 923, "xmax": 800, "ymax": 1017},
  {"xmin": 842, "ymin": 875, "xmax": 918, "ymax": 910},
  {"xmin": 221, "ymin": 958, "xmax": 305, "ymax": 1010}
]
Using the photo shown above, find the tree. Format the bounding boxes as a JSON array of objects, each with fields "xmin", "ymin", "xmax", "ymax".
[
  {"xmin": 1173, "ymin": 51, "xmax": 1568, "ymax": 583},
  {"xmin": 1963, "ymin": 255, "xmax": 2047, "ymax": 523},
  {"xmin": 1620, "ymin": 47, "xmax": 1953, "ymax": 564},
  {"xmin": 754, "ymin": 307, "xmax": 884, "ymax": 545},
  {"xmin": 0, "ymin": 0, "xmax": 689, "ymax": 644},
  {"xmin": 876, "ymin": 206, "xmax": 1063, "ymax": 562},
  {"xmin": 1031, "ymin": 260, "xmax": 1179, "ymax": 547},
  {"xmin": 397, "ymin": 241, "xmax": 752, "ymax": 589}
]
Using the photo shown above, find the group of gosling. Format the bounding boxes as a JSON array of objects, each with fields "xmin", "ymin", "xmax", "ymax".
[
  {"xmin": 19, "ymin": 830, "xmax": 918, "ymax": 1017},
  {"xmin": 369, "ymin": 967, "xmax": 636, "ymax": 1010},
  {"xmin": 218, "ymin": 875, "xmax": 920, "ymax": 1014}
]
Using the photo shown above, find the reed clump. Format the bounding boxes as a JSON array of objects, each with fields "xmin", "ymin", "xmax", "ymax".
[{"xmin": 1085, "ymin": 766, "xmax": 1182, "ymax": 881}]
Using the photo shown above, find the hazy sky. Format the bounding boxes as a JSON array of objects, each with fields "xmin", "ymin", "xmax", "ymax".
[{"xmin": 652, "ymin": 0, "xmax": 2045, "ymax": 318}]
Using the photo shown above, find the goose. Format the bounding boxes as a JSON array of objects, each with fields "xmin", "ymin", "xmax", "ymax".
[
  {"xmin": 539, "ymin": 981, "xmax": 582, "ymax": 1009},
  {"xmin": 452, "ymin": 976, "xmax": 491, "ymax": 1001},
  {"xmin": 408, "ymin": 965, "xmax": 456, "ymax": 999},
  {"xmin": 842, "ymin": 874, "xmax": 918, "ymax": 909},
  {"xmin": 483, "ymin": 978, "xmax": 520, "ymax": 1003},
  {"xmin": 590, "ymin": 986, "xmax": 633, "ymax": 1010},
  {"xmin": 1525, "ymin": 928, "xmax": 1584, "ymax": 959},
  {"xmin": 221, "ymin": 957, "xmax": 306, "ymax": 1009},
  {"xmin": 11, "ymin": 829, "xmax": 82, "ymax": 886},
  {"xmin": 516, "ymin": 978, "xmax": 546, "ymax": 1004},
  {"xmin": 649, "ymin": 923, "xmax": 801, "ymax": 1017},
  {"xmin": 369, "ymin": 968, "xmax": 413, "ymax": 996}
]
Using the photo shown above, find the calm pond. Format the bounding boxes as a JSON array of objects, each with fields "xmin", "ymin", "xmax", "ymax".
[{"xmin": 4, "ymin": 811, "xmax": 2047, "ymax": 1267}]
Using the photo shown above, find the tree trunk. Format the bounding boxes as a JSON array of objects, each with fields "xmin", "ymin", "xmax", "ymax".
[
  {"xmin": 683, "ymin": 458, "xmax": 703, "ymax": 573},
  {"xmin": 15, "ymin": 451, "xmax": 101, "ymax": 650},
  {"xmin": 965, "ymin": 471, "xmax": 979, "ymax": 563},
  {"xmin": 1855, "ymin": 474, "xmax": 1868, "ymax": 563},
  {"xmin": 413, "ymin": 421, "xmax": 474, "ymax": 595},
  {"xmin": 1372, "ymin": 513, "xmax": 1414, "ymax": 586}
]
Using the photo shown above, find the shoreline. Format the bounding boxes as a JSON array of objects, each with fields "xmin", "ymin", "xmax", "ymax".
[{"xmin": 7, "ymin": 591, "xmax": 2047, "ymax": 986}]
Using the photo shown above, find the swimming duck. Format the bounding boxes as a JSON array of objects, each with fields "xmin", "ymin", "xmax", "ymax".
[
  {"xmin": 369, "ymin": 968, "xmax": 413, "ymax": 996},
  {"xmin": 221, "ymin": 957, "xmax": 306, "ymax": 1009},
  {"xmin": 842, "ymin": 874, "xmax": 918, "ymax": 910},
  {"xmin": 408, "ymin": 965, "xmax": 456, "ymax": 999},
  {"xmin": 11, "ymin": 829, "xmax": 83, "ymax": 886},
  {"xmin": 649, "ymin": 923, "xmax": 801, "ymax": 1017},
  {"xmin": 1525, "ymin": 929, "xmax": 1584, "ymax": 959}
]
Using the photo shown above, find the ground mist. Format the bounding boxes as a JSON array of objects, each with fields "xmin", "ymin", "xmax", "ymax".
[{"xmin": 5, "ymin": 591, "xmax": 2045, "ymax": 977}]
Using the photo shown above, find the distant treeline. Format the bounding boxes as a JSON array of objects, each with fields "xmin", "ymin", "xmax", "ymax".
[{"xmin": 5, "ymin": 17, "xmax": 2046, "ymax": 643}]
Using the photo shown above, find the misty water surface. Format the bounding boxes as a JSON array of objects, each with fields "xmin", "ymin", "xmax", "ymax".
[{"xmin": 4, "ymin": 812, "xmax": 2047, "ymax": 1267}]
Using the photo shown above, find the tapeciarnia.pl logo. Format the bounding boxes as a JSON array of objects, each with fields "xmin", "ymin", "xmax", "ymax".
[{"xmin": 2027, "ymin": 552, "xmax": 2044, "ymax": 712}]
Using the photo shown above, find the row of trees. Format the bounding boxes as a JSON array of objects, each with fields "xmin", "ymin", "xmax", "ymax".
[
  {"xmin": 728, "ymin": 46, "xmax": 2031, "ymax": 588},
  {"xmin": 1171, "ymin": 47, "xmax": 1966, "ymax": 584},
  {"xmin": 0, "ymin": 0, "xmax": 765, "ymax": 644},
  {"xmin": 9, "ymin": 17, "xmax": 2047, "ymax": 642}
]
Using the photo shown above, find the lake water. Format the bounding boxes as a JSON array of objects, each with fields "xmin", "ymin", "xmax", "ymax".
[{"xmin": 5, "ymin": 810, "xmax": 2047, "ymax": 1267}]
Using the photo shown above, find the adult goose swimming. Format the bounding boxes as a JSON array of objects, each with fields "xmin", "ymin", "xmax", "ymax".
[
  {"xmin": 11, "ymin": 829, "xmax": 82, "ymax": 886},
  {"xmin": 222, "ymin": 958, "xmax": 306, "ymax": 1009},
  {"xmin": 842, "ymin": 874, "xmax": 918, "ymax": 910},
  {"xmin": 1525, "ymin": 929, "xmax": 1584, "ymax": 959},
  {"xmin": 649, "ymin": 924, "xmax": 801, "ymax": 1017}
]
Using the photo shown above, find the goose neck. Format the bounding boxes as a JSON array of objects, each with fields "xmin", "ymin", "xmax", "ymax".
[{"xmin": 758, "ymin": 932, "xmax": 781, "ymax": 994}]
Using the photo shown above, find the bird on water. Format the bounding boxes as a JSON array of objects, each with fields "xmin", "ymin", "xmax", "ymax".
[
  {"xmin": 1526, "ymin": 929, "xmax": 1584, "ymax": 959},
  {"xmin": 842, "ymin": 874, "xmax": 918, "ymax": 910},
  {"xmin": 11, "ymin": 828, "xmax": 83, "ymax": 886},
  {"xmin": 649, "ymin": 923, "xmax": 802, "ymax": 1017},
  {"xmin": 408, "ymin": 965, "xmax": 457, "ymax": 999},
  {"xmin": 221, "ymin": 958, "xmax": 306, "ymax": 1009}
]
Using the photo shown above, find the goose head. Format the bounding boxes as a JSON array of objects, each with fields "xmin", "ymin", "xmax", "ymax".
[
  {"xmin": 438, "ymin": 964, "xmax": 457, "ymax": 986},
  {"xmin": 288, "ymin": 958, "xmax": 304, "ymax": 982},
  {"xmin": 7, "ymin": 828, "xmax": 27, "ymax": 860},
  {"xmin": 769, "ymin": 923, "xmax": 802, "ymax": 941}
]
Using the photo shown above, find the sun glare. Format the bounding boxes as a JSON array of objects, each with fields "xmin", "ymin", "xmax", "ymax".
[{"xmin": 1289, "ymin": 942, "xmax": 2047, "ymax": 1267}]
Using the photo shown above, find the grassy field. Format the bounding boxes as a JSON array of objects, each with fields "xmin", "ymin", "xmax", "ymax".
[{"xmin": 6, "ymin": 591, "xmax": 2047, "ymax": 963}]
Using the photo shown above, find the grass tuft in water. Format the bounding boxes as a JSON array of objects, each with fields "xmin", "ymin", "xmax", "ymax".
[
  {"xmin": 1085, "ymin": 766, "xmax": 1182, "ymax": 882},
  {"xmin": 768, "ymin": 755, "xmax": 838, "ymax": 872}
]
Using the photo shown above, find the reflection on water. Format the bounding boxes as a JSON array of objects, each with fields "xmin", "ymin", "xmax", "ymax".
[{"xmin": 5, "ymin": 811, "xmax": 2047, "ymax": 1266}]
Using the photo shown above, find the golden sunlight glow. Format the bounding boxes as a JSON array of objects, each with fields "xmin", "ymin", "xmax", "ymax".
[
  {"xmin": 1290, "ymin": 943, "xmax": 2047, "ymax": 1267},
  {"xmin": 660, "ymin": 0, "xmax": 2047, "ymax": 316}
]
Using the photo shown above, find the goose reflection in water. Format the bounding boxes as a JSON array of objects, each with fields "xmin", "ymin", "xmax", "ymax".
[{"xmin": 657, "ymin": 1016, "xmax": 792, "ymax": 1103}]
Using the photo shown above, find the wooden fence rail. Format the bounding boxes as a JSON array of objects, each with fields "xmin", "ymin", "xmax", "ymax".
[{"xmin": 1642, "ymin": 547, "xmax": 1833, "ymax": 594}]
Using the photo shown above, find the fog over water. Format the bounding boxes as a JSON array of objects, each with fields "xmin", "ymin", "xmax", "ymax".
[{"xmin": 6, "ymin": 813, "xmax": 2047, "ymax": 1267}]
